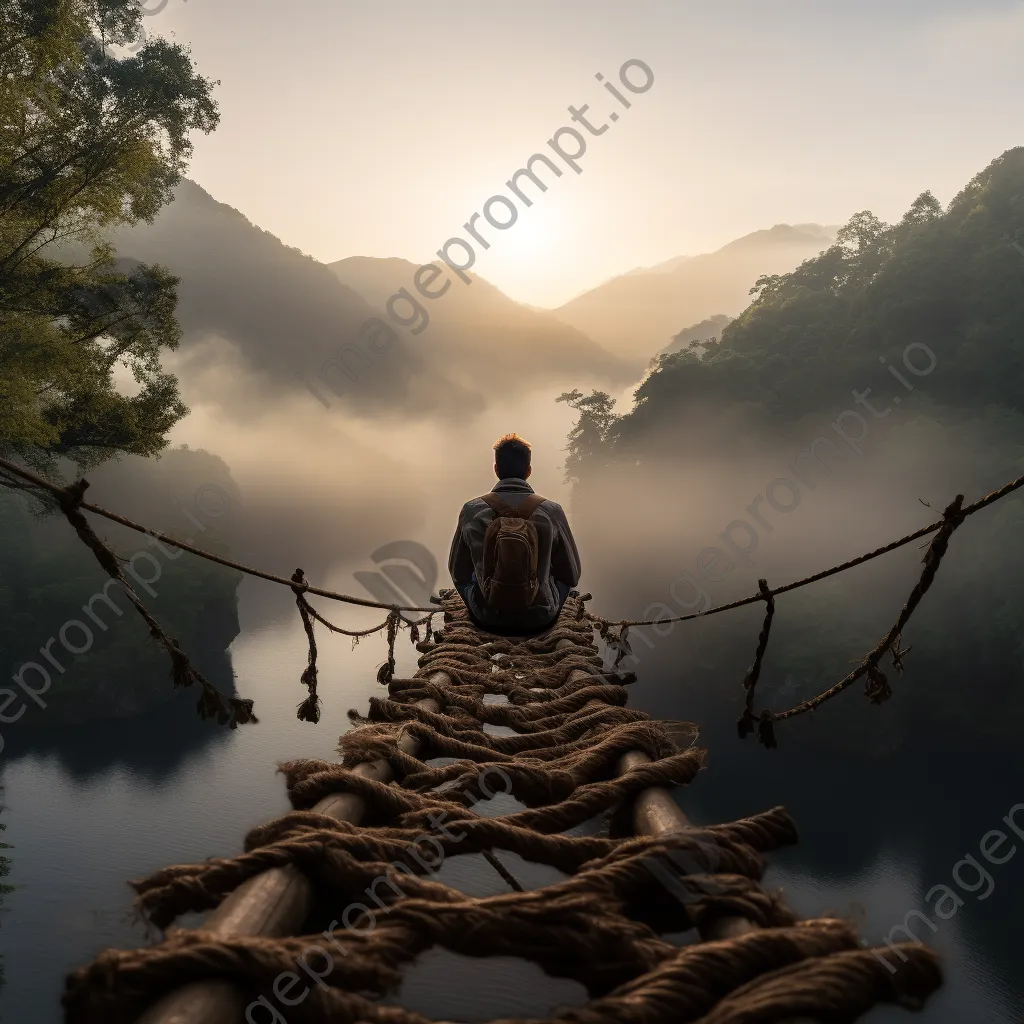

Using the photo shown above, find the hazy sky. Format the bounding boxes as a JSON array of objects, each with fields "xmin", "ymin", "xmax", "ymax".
[{"xmin": 142, "ymin": 0, "xmax": 1024, "ymax": 307}]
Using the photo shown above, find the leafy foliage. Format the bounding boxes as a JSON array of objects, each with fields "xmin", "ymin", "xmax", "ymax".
[
  {"xmin": 611, "ymin": 149, "xmax": 1024, "ymax": 449},
  {"xmin": 0, "ymin": 0, "xmax": 219, "ymax": 472},
  {"xmin": 555, "ymin": 389, "xmax": 621, "ymax": 485},
  {"xmin": 556, "ymin": 150, "xmax": 1024, "ymax": 750}
]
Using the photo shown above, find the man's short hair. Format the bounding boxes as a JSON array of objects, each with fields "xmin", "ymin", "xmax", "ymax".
[{"xmin": 493, "ymin": 433, "xmax": 532, "ymax": 479}]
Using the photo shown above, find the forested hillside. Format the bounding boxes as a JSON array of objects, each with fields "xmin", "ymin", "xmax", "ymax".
[
  {"xmin": 554, "ymin": 224, "xmax": 836, "ymax": 367},
  {"xmin": 559, "ymin": 149, "xmax": 1024, "ymax": 754},
  {"xmin": 614, "ymin": 149, "xmax": 1024, "ymax": 449}
]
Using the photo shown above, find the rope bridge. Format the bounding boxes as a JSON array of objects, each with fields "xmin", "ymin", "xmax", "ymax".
[
  {"xmin": 61, "ymin": 594, "xmax": 943, "ymax": 1024},
  {"xmin": 1, "ymin": 455, "xmax": 1022, "ymax": 745}
]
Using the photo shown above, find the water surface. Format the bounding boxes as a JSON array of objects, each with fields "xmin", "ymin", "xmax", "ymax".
[{"xmin": 1, "ymin": 580, "xmax": 1021, "ymax": 1023}]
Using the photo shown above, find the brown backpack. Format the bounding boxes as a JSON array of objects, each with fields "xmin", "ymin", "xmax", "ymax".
[{"xmin": 478, "ymin": 492, "xmax": 547, "ymax": 610}]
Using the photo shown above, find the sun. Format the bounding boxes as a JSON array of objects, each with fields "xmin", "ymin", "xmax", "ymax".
[{"xmin": 478, "ymin": 203, "xmax": 574, "ymax": 307}]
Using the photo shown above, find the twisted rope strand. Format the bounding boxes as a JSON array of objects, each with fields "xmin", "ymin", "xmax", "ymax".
[
  {"xmin": 736, "ymin": 580, "xmax": 775, "ymax": 745},
  {"xmin": 762, "ymin": 494, "xmax": 969, "ymax": 730},
  {"xmin": 55, "ymin": 479, "xmax": 257, "ymax": 728}
]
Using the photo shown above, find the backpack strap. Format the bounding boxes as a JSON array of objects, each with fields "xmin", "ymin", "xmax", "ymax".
[
  {"xmin": 518, "ymin": 493, "xmax": 547, "ymax": 520},
  {"xmin": 479, "ymin": 492, "xmax": 512, "ymax": 515},
  {"xmin": 479, "ymin": 492, "xmax": 547, "ymax": 519}
]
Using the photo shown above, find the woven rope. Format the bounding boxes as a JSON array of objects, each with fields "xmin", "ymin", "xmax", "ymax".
[{"xmin": 62, "ymin": 595, "xmax": 942, "ymax": 1024}]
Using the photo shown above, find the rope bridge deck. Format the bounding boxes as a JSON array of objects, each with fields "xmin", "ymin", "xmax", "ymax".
[{"xmin": 61, "ymin": 593, "xmax": 942, "ymax": 1024}]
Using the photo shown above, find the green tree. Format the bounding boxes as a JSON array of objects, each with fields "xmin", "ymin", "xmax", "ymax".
[
  {"xmin": 605, "ymin": 149, "xmax": 1024, "ymax": 453},
  {"xmin": 556, "ymin": 389, "xmax": 620, "ymax": 485},
  {"xmin": 0, "ymin": 0, "xmax": 219, "ymax": 474}
]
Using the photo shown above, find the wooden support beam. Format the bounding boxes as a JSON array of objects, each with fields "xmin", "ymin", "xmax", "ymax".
[
  {"xmin": 616, "ymin": 748, "xmax": 757, "ymax": 940},
  {"xmin": 548, "ymin": 635, "xmax": 762, "ymax": 943},
  {"xmin": 134, "ymin": 689, "xmax": 442, "ymax": 1024},
  {"xmin": 601, "ymin": 673, "xmax": 815, "ymax": 1021}
]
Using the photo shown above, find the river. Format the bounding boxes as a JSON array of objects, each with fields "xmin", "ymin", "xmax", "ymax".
[{"xmin": 1, "ymin": 576, "xmax": 1022, "ymax": 1023}]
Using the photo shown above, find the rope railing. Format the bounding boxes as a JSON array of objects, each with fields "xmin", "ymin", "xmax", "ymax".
[
  {"xmin": 591, "ymin": 478, "xmax": 1023, "ymax": 747},
  {"xmin": 585, "ymin": 470, "xmax": 1024, "ymax": 629},
  {"xmin": 4, "ymin": 454, "xmax": 1023, "ymax": 744},
  {"xmin": 5, "ymin": 457, "xmax": 1022, "ymax": 626},
  {"xmin": 0, "ymin": 459, "xmax": 435, "ymax": 728},
  {"xmin": 755, "ymin": 493, "xmax": 969, "ymax": 743},
  {"xmin": 0, "ymin": 457, "xmax": 438, "ymax": 612}
]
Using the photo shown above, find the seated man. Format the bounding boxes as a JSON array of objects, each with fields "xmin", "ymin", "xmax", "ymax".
[{"xmin": 448, "ymin": 433, "xmax": 581, "ymax": 635}]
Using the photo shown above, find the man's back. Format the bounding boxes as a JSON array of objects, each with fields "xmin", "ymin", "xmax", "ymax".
[{"xmin": 449, "ymin": 475, "xmax": 581, "ymax": 633}]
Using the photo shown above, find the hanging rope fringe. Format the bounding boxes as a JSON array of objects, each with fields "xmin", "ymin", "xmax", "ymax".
[
  {"xmin": 746, "ymin": 495, "xmax": 969, "ymax": 744},
  {"xmin": 376, "ymin": 609, "xmax": 401, "ymax": 685},
  {"xmin": 596, "ymin": 616, "xmax": 633, "ymax": 671},
  {"xmin": 290, "ymin": 577, "xmax": 431, "ymax": 717},
  {"xmin": 736, "ymin": 579, "xmax": 775, "ymax": 745},
  {"xmin": 1, "ymin": 455, "xmax": 1020, "ymax": 740},
  {"xmin": 54, "ymin": 479, "xmax": 257, "ymax": 729},
  {"xmin": 290, "ymin": 569, "xmax": 322, "ymax": 724}
]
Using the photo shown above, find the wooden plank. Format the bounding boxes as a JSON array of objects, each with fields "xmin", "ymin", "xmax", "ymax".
[{"xmin": 134, "ymin": 691, "xmax": 441, "ymax": 1024}]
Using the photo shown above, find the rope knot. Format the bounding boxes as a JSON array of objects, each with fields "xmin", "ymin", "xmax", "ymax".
[
  {"xmin": 922, "ymin": 494, "xmax": 965, "ymax": 573},
  {"xmin": 943, "ymin": 495, "xmax": 967, "ymax": 528},
  {"xmin": 864, "ymin": 663, "xmax": 892, "ymax": 704},
  {"xmin": 376, "ymin": 609, "xmax": 401, "ymax": 685},
  {"xmin": 756, "ymin": 710, "xmax": 777, "ymax": 749},
  {"xmin": 736, "ymin": 708, "xmax": 757, "ymax": 740},
  {"xmin": 58, "ymin": 477, "xmax": 90, "ymax": 512}
]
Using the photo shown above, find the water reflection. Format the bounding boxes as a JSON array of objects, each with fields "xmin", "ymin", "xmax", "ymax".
[
  {"xmin": 0, "ymin": 649, "xmax": 235, "ymax": 784},
  {"xmin": 0, "ymin": 579, "xmax": 1021, "ymax": 1024}
]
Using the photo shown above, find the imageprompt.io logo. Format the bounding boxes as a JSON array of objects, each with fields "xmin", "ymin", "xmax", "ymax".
[{"xmin": 354, "ymin": 542, "xmax": 439, "ymax": 621}]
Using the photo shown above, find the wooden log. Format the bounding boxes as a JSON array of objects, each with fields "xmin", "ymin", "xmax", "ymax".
[
  {"xmin": 549, "ymin": 636, "xmax": 759, "ymax": 942},
  {"xmin": 134, "ymin": 690, "xmax": 442, "ymax": 1024},
  {"xmin": 604, "ymin": 679, "xmax": 815, "ymax": 1021},
  {"xmin": 616, "ymin": 748, "xmax": 757, "ymax": 939}
]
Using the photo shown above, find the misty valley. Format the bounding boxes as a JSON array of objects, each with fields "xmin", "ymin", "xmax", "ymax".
[{"xmin": 2, "ymin": 4, "xmax": 1024, "ymax": 1023}]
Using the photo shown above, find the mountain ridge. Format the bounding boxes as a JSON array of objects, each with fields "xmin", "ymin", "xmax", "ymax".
[{"xmin": 552, "ymin": 223, "xmax": 838, "ymax": 365}]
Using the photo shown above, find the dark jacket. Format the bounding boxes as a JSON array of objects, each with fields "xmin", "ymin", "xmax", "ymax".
[{"xmin": 448, "ymin": 477, "xmax": 582, "ymax": 630}]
